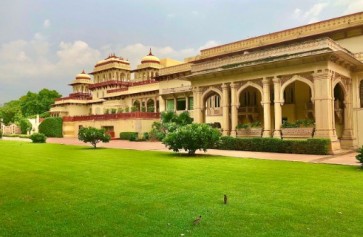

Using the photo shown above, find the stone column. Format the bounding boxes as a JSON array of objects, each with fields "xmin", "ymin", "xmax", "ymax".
[
  {"xmin": 222, "ymin": 83, "xmax": 230, "ymax": 136},
  {"xmin": 230, "ymin": 82, "xmax": 238, "ymax": 137},
  {"xmin": 341, "ymin": 80, "xmax": 355, "ymax": 148},
  {"xmin": 313, "ymin": 70, "xmax": 338, "ymax": 146},
  {"xmin": 173, "ymin": 97, "xmax": 177, "ymax": 112},
  {"xmin": 273, "ymin": 77, "xmax": 282, "ymax": 138},
  {"xmin": 153, "ymin": 98, "xmax": 157, "ymax": 112},
  {"xmin": 185, "ymin": 95, "xmax": 189, "ymax": 111},
  {"xmin": 262, "ymin": 77, "xmax": 272, "ymax": 137},
  {"xmin": 193, "ymin": 87, "xmax": 204, "ymax": 124},
  {"xmin": 158, "ymin": 95, "xmax": 165, "ymax": 113}
]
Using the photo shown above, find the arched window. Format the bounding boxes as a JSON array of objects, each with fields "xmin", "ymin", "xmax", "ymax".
[{"xmin": 360, "ymin": 80, "xmax": 363, "ymax": 108}]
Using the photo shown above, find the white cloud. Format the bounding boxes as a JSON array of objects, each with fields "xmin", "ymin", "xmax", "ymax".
[
  {"xmin": 303, "ymin": 2, "xmax": 328, "ymax": 22},
  {"xmin": 198, "ymin": 40, "xmax": 220, "ymax": 50},
  {"xmin": 0, "ymin": 38, "xmax": 219, "ymax": 103},
  {"xmin": 292, "ymin": 1, "xmax": 363, "ymax": 23},
  {"xmin": 293, "ymin": 8, "xmax": 302, "ymax": 18},
  {"xmin": 343, "ymin": 0, "xmax": 363, "ymax": 14},
  {"xmin": 43, "ymin": 19, "xmax": 51, "ymax": 28},
  {"xmin": 167, "ymin": 13, "xmax": 176, "ymax": 18}
]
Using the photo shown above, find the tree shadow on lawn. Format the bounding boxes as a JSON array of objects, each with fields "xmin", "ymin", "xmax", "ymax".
[{"xmin": 163, "ymin": 151, "xmax": 223, "ymax": 160}]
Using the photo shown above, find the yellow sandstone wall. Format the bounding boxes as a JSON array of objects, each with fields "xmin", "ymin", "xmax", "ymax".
[{"xmin": 63, "ymin": 119, "xmax": 158, "ymax": 138}]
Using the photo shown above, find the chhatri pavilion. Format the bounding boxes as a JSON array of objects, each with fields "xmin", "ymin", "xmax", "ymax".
[{"xmin": 50, "ymin": 11, "xmax": 363, "ymax": 152}]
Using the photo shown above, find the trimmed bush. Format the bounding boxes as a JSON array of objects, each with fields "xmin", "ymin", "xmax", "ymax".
[
  {"xmin": 163, "ymin": 123, "xmax": 221, "ymax": 156},
  {"xmin": 78, "ymin": 127, "xmax": 111, "ymax": 148},
  {"xmin": 217, "ymin": 137, "xmax": 330, "ymax": 155},
  {"xmin": 143, "ymin": 132, "xmax": 149, "ymax": 140},
  {"xmin": 30, "ymin": 133, "xmax": 47, "ymax": 143},
  {"xmin": 120, "ymin": 132, "xmax": 138, "ymax": 141},
  {"xmin": 356, "ymin": 146, "xmax": 363, "ymax": 168},
  {"xmin": 39, "ymin": 117, "xmax": 63, "ymax": 137}
]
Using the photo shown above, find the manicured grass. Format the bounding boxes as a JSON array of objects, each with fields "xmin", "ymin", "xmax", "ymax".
[{"xmin": 0, "ymin": 140, "xmax": 362, "ymax": 237}]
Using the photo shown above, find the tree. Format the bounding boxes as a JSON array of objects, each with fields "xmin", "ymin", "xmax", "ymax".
[
  {"xmin": 163, "ymin": 123, "xmax": 221, "ymax": 156},
  {"xmin": 0, "ymin": 100, "xmax": 22, "ymax": 125},
  {"xmin": 78, "ymin": 127, "xmax": 111, "ymax": 148},
  {"xmin": 19, "ymin": 118, "xmax": 32, "ymax": 134},
  {"xmin": 149, "ymin": 111, "xmax": 193, "ymax": 141},
  {"xmin": 20, "ymin": 89, "xmax": 61, "ymax": 117}
]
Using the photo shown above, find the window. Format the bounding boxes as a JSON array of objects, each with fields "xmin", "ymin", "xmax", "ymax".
[
  {"xmin": 207, "ymin": 95, "xmax": 221, "ymax": 108},
  {"xmin": 177, "ymin": 98, "xmax": 186, "ymax": 111},
  {"xmin": 214, "ymin": 95, "xmax": 221, "ymax": 107},
  {"xmin": 166, "ymin": 99, "xmax": 174, "ymax": 111},
  {"xmin": 188, "ymin": 97, "xmax": 194, "ymax": 110}
]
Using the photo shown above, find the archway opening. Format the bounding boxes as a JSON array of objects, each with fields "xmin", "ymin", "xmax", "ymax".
[
  {"xmin": 281, "ymin": 81, "xmax": 313, "ymax": 125},
  {"xmin": 147, "ymin": 99, "xmax": 155, "ymax": 112},
  {"xmin": 203, "ymin": 91, "xmax": 222, "ymax": 125},
  {"xmin": 133, "ymin": 100, "xmax": 141, "ymax": 112},
  {"xmin": 334, "ymin": 83, "xmax": 345, "ymax": 138},
  {"xmin": 238, "ymin": 86, "xmax": 262, "ymax": 125}
]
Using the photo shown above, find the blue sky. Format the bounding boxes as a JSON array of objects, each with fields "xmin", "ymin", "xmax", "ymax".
[{"xmin": 0, "ymin": 0, "xmax": 363, "ymax": 104}]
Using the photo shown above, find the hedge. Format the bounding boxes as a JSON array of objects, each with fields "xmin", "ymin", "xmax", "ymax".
[
  {"xmin": 119, "ymin": 132, "xmax": 138, "ymax": 141},
  {"xmin": 217, "ymin": 137, "xmax": 330, "ymax": 155},
  {"xmin": 38, "ymin": 117, "xmax": 63, "ymax": 137},
  {"xmin": 29, "ymin": 133, "xmax": 47, "ymax": 143}
]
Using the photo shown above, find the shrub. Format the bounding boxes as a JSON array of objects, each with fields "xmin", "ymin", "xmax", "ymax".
[
  {"xmin": 19, "ymin": 118, "xmax": 32, "ymax": 134},
  {"xmin": 149, "ymin": 112, "xmax": 193, "ymax": 141},
  {"xmin": 30, "ymin": 133, "xmax": 47, "ymax": 143},
  {"xmin": 163, "ymin": 123, "xmax": 221, "ymax": 156},
  {"xmin": 356, "ymin": 146, "xmax": 363, "ymax": 168},
  {"xmin": 282, "ymin": 119, "xmax": 315, "ymax": 128},
  {"xmin": 217, "ymin": 137, "xmax": 330, "ymax": 155},
  {"xmin": 176, "ymin": 111, "xmax": 193, "ymax": 126},
  {"xmin": 120, "ymin": 132, "xmax": 139, "ymax": 140},
  {"xmin": 143, "ymin": 132, "xmax": 149, "ymax": 140},
  {"xmin": 78, "ymin": 127, "xmax": 111, "ymax": 148},
  {"xmin": 0, "ymin": 130, "xmax": 2, "ymax": 139},
  {"xmin": 38, "ymin": 117, "xmax": 63, "ymax": 137}
]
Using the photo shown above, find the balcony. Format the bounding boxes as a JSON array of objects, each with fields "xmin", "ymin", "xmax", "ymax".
[
  {"xmin": 161, "ymin": 86, "xmax": 192, "ymax": 95},
  {"xmin": 55, "ymin": 92, "xmax": 92, "ymax": 101},
  {"xmin": 158, "ymin": 63, "xmax": 192, "ymax": 76},
  {"xmin": 192, "ymin": 38, "xmax": 354, "ymax": 74},
  {"xmin": 63, "ymin": 112, "xmax": 161, "ymax": 122},
  {"xmin": 206, "ymin": 107, "xmax": 222, "ymax": 116}
]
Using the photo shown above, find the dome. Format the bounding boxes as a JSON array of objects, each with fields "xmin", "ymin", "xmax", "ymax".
[
  {"xmin": 95, "ymin": 53, "xmax": 129, "ymax": 66},
  {"xmin": 141, "ymin": 49, "xmax": 160, "ymax": 64},
  {"xmin": 75, "ymin": 70, "xmax": 91, "ymax": 80}
]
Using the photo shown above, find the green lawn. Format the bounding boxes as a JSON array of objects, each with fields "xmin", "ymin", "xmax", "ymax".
[{"xmin": 0, "ymin": 140, "xmax": 362, "ymax": 237}]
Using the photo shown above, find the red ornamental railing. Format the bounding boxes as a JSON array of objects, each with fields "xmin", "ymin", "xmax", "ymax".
[
  {"xmin": 63, "ymin": 112, "xmax": 161, "ymax": 122},
  {"xmin": 55, "ymin": 92, "xmax": 92, "ymax": 101},
  {"xmin": 89, "ymin": 79, "xmax": 158, "ymax": 90}
]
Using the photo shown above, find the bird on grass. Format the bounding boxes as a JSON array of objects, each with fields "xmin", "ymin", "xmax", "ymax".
[
  {"xmin": 193, "ymin": 215, "xmax": 202, "ymax": 225},
  {"xmin": 224, "ymin": 194, "xmax": 228, "ymax": 204}
]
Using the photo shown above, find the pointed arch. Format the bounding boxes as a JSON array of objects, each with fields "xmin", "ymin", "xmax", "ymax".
[
  {"xmin": 201, "ymin": 87, "xmax": 223, "ymax": 109},
  {"xmin": 280, "ymin": 75, "xmax": 315, "ymax": 103},
  {"xmin": 237, "ymin": 81, "xmax": 263, "ymax": 106},
  {"xmin": 332, "ymin": 77, "xmax": 348, "ymax": 98}
]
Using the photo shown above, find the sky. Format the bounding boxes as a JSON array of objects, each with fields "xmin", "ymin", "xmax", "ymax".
[{"xmin": 1, "ymin": 0, "xmax": 363, "ymax": 104}]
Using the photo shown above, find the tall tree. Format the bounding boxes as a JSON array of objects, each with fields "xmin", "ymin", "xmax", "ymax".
[
  {"xmin": 0, "ymin": 100, "xmax": 22, "ymax": 125},
  {"xmin": 20, "ymin": 89, "xmax": 61, "ymax": 117}
]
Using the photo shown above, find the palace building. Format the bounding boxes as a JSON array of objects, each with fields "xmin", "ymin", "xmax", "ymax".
[{"xmin": 50, "ymin": 11, "xmax": 363, "ymax": 152}]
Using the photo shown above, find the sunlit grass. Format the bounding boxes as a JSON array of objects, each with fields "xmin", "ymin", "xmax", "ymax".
[{"xmin": 0, "ymin": 140, "xmax": 362, "ymax": 236}]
